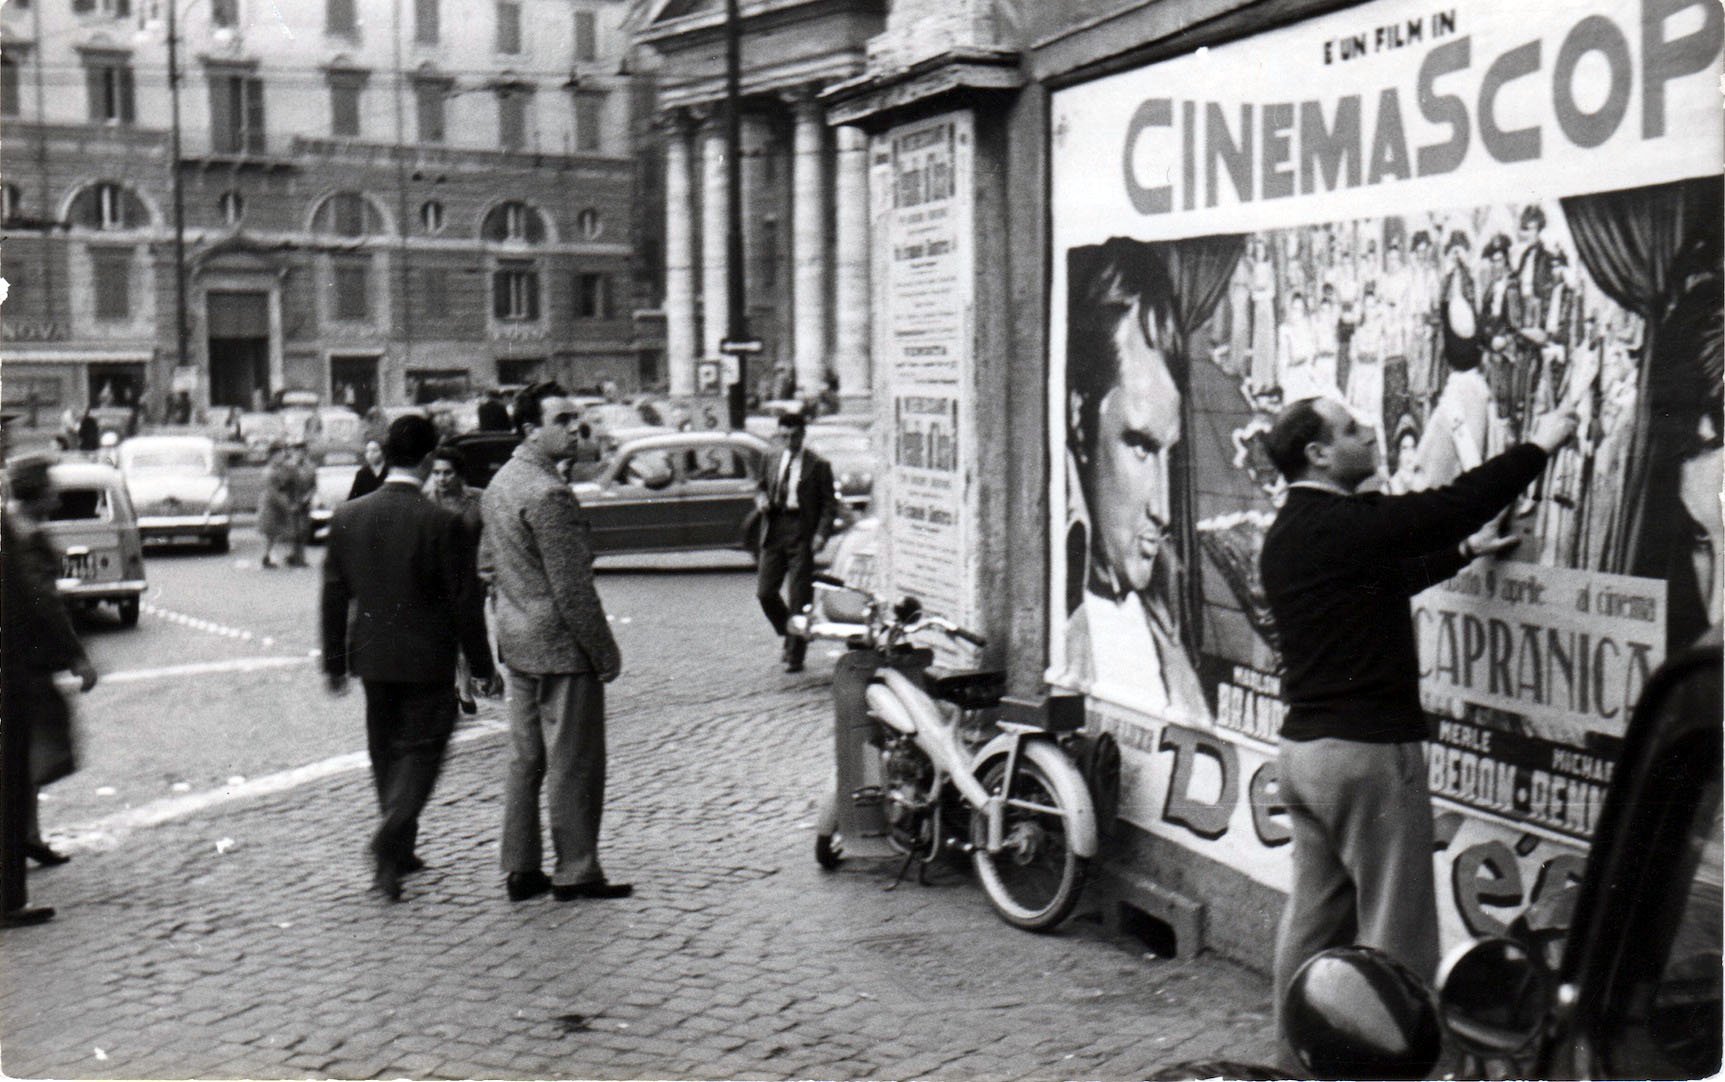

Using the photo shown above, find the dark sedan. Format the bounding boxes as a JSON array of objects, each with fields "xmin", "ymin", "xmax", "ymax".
[{"xmin": 570, "ymin": 430, "xmax": 772, "ymax": 555}]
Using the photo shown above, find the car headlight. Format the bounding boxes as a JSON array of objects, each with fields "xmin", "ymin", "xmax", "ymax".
[{"xmin": 209, "ymin": 485, "xmax": 230, "ymax": 513}]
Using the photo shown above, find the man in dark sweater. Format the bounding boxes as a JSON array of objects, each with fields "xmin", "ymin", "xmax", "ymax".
[{"xmin": 1259, "ymin": 395, "xmax": 1575, "ymax": 1060}]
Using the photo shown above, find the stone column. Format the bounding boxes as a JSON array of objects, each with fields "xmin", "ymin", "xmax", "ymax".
[
  {"xmin": 832, "ymin": 123, "xmax": 871, "ymax": 403},
  {"xmin": 661, "ymin": 112, "xmax": 697, "ymax": 394},
  {"xmin": 790, "ymin": 94, "xmax": 828, "ymax": 397},
  {"xmin": 699, "ymin": 117, "xmax": 730, "ymax": 360}
]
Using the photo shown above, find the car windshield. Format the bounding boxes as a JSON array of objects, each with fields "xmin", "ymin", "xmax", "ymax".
[
  {"xmin": 807, "ymin": 430, "xmax": 871, "ymax": 456},
  {"xmin": 123, "ymin": 448, "xmax": 212, "ymax": 472},
  {"xmin": 48, "ymin": 487, "xmax": 112, "ymax": 522}
]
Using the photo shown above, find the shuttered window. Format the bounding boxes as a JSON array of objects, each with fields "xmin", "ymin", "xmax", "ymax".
[
  {"xmin": 209, "ymin": 72, "xmax": 266, "ymax": 154},
  {"xmin": 84, "ymin": 55, "xmax": 135, "ymax": 125},
  {"xmin": 414, "ymin": 0, "xmax": 438, "ymax": 43},
  {"xmin": 493, "ymin": 263, "xmax": 539, "ymax": 321},
  {"xmin": 495, "ymin": 2, "xmax": 520, "ymax": 54},
  {"xmin": 334, "ymin": 256, "xmax": 370, "ymax": 321},
  {"xmin": 92, "ymin": 248, "xmax": 132, "ymax": 321},
  {"xmin": 573, "ymin": 9, "xmax": 596, "ymax": 61}
]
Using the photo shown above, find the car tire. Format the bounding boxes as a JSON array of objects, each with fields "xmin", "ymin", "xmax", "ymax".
[
  {"xmin": 210, "ymin": 530, "xmax": 230, "ymax": 554},
  {"xmin": 117, "ymin": 597, "xmax": 140, "ymax": 628}
]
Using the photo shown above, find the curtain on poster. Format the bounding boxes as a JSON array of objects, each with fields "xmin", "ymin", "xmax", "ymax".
[{"xmin": 1048, "ymin": 0, "xmax": 1721, "ymax": 946}]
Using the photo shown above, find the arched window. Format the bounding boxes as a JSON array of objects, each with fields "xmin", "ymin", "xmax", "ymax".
[
  {"xmin": 481, "ymin": 199, "xmax": 545, "ymax": 243},
  {"xmin": 68, "ymin": 181, "xmax": 149, "ymax": 231},
  {"xmin": 575, "ymin": 207, "xmax": 602, "ymax": 240},
  {"xmin": 312, "ymin": 191, "xmax": 384, "ymax": 237}
]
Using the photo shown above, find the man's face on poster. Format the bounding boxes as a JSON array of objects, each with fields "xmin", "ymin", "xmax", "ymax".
[{"xmin": 1082, "ymin": 305, "xmax": 1181, "ymax": 595}]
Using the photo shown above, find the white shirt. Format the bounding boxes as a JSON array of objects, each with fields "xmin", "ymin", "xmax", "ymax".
[{"xmin": 776, "ymin": 449, "xmax": 803, "ymax": 511}]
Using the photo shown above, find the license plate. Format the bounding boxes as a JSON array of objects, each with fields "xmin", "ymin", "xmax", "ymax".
[{"xmin": 61, "ymin": 553, "xmax": 92, "ymax": 580}]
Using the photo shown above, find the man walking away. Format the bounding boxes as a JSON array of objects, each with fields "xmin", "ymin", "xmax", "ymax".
[
  {"xmin": 321, "ymin": 415, "xmax": 495, "ymax": 902},
  {"xmin": 755, "ymin": 411, "xmax": 838, "ymax": 673},
  {"xmin": 483, "ymin": 382, "xmax": 630, "ymax": 903},
  {"xmin": 1259, "ymin": 395, "xmax": 1576, "ymax": 1065}
]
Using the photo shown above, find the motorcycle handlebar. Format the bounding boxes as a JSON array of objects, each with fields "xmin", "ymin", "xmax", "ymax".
[
  {"xmin": 813, "ymin": 572, "xmax": 846, "ymax": 588},
  {"xmin": 812, "ymin": 577, "xmax": 987, "ymax": 648}
]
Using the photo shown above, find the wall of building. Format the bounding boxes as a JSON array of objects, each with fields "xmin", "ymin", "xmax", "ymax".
[{"xmin": 0, "ymin": 0, "xmax": 659, "ymax": 427}]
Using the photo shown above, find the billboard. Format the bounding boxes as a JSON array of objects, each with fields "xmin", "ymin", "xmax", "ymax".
[
  {"xmin": 873, "ymin": 111, "xmax": 981, "ymax": 665},
  {"xmin": 1048, "ymin": 0, "xmax": 1721, "ymax": 946}
]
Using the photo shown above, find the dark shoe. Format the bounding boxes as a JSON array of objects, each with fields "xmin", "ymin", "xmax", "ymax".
[
  {"xmin": 459, "ymin": 695, "xmax": 477, "ymax": 716},
  {"xmin": 784, "ymin": 659, "xmax": 804, "ymax": 673},
  {"xmin": 2, "ymin": 905, "xmax": 57, "ymax": 928},
  {"xmin": 552, "ymin": 880, "xmax": 633, "ymax": 901},
  {"xmin": 506, "ymin": 870, "xmax": 552, "ymax": 902},
  {"xmin": 25, "ymin": 843, "xmax": 71, "ymax": 867},
  {"xmin": 260, "ymin": 556, "xmax": 277, "ymax": 569},
  {"xmin": 285, "ymin": 556, "xmax": 308, "ymax": 569},
  {"xmin": 397, "ymin": 854, "xmax": 426, "ymax": 875},
  {"xmin": 370, "ymin": 865, "xmax": 402, "ymax": 902}
]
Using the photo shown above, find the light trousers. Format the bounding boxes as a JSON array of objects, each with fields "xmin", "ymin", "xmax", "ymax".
[
  {"xmin": 1272, "ymin": 737, "xmax": 1438, "ymax": 1065},
  {"xmin": 501, "ymin": 670, "xmax": 607, "ymax": 887}
]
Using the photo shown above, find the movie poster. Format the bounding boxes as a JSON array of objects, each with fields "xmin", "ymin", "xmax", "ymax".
[
  {"xmin": 873, "ymin": 111, "xmax": 980, "ymax": 664},
  {"xmin": 1048, "ymin": 0, "xmax": 1721, "ymax": 944}
]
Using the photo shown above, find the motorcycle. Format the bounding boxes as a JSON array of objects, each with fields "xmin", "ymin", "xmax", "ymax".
[{"xmin": 791, "ymin": 572, "xmax": 1099, "ymax": 932}]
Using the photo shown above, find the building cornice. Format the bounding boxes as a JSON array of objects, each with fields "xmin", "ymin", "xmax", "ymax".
[{"xmin": 821, "ymin": 48, "xmax": 1023, "ymax": 131}]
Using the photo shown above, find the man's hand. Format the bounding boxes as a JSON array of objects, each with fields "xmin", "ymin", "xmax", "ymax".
[
  {"xmin": 70, "ymin": 658, "xmax": 98, "ymax": 693},
  {"xmin": 325, "ymin": 673, "xmax": 350, "ymax": 697},
  {"xmin": 1462, "ymin": 521, "xmax": 1521, "ymax": 561},
  {"xmin": 1529, "ymin": 410, "xmax": 1580, "ymax": 454},
  {"xmin": 478, "ymin": 671, "xmax": 505, "ymax": 698}
]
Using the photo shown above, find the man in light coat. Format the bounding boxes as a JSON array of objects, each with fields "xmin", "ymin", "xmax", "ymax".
[{"xmin": 483, "ymin": 382, "xmax": 630, "ymax": 903}]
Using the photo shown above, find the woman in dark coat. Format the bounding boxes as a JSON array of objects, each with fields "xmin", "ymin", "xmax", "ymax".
[
  {"xmin": 347, "ymin": 439, "xmax": 387, "ymax": 501},
  {"xmin": 259, "ymin": 443, "xmax": 315, "ymax": 568}
]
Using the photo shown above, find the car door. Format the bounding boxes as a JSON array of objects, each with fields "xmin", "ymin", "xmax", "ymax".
[
  {"xmin": 582, "ymin": 446, "xmax": 685, "ymax": 553},
  {"xmin": 678, "ymin": 441, "xmax": 759, "ymax": 548}
]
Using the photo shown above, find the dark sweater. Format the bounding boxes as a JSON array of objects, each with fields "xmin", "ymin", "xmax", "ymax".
[{"xmin": 1260, "ymin": 443, "xmax": 1548, "ymax": 742}]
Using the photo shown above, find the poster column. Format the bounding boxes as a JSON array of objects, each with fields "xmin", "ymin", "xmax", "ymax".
[{"xmin": 871, "ymin": 111, "xmax": 980, "ymax": 662}]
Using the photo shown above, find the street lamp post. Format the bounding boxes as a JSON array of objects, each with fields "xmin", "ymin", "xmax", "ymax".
[
  {"xmin": 721, "ymin": 0, "xmax": 749, "ymax": 430},
  {"xmin": 165, "ymin": 0, "xmax": 192, "ymax": 406}
]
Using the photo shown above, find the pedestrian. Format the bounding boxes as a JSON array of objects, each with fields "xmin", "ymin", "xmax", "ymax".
[
  {"xmin": 2, "ymin": 454, "xmax": 99, "ymax": 928},
  {"xmin": 477, "ymin": 390, "xmax": 512, "ymax": 432},
  {"xmin": 320, "ymin": 415, "xmax": 496, "ymax": 902},
  {"xmin": 259, "ymin": 441, "xmax": 314, "ymax": 568},
  {"xmin": 482, "ymin": 381, "xmax": 630, "ymax": 903},
  {"xmin": 347, "ymin": 438, "xmax": 387, "ymax": 502},
  {"xmin": 754, "ymin": 411, "xmax": 838, "ymax": 673},
  {"xmin": 76, "ymin": 410, "xmax": 100, "ymax": 453},
  {"xmin": 1259, "ymin": 394, "xmax": 1576, "ymax": 1065},
  {"xmin": 426, "ymin": 444, "xmax": 485, "ymax": 714}
]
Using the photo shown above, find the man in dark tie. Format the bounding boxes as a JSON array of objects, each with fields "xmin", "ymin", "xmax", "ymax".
[
  {"xmin": 320, "ymin": 414, "xmax": 495, "ymax": 902},
  {"xmin": 755, "ymin": 411, "xmax": 839, "ymax": 673}
]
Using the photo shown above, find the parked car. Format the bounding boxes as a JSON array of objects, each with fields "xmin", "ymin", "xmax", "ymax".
[
  {"xmin": 116, "ymin": 435, "xmax": 232, "ymax": 551},
  {"xmin": 580, "ymin": 402, "xmax": 649, "ymax": 443},
  {"xmin": 309, "ymin": 449, "xmax": 363, "ymax": 541},
  {"xmin": 236, "ymin": 412, "xmax": 287, "ymax": 463},
  {"xmin": 1154, "ymin": 630, "xmax": 1723, "ymax": 1081},
  {"xmin": 571, "ymin": 430, "xmax": 774, "ymax": 555},
  {"xmin": 311, "ymin": 407, "xmax": 364, "ymax": 462},
  {"xmin": 38, "ymin": 460, "xmax": 148, "ymax": 627},
  {"xmin": 803, "ymin": 421, "xmax": 876, "ymax": 513}
]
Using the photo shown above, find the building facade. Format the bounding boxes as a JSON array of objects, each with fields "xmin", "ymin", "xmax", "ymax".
[
  {"xmin": 632, "ymin": 0, "xmax": 884, "ymax": 405},
  {"xmin": 1, "ymin": 0, "xmax": 660, "ymax": 430},
  {"xmin": 768, "ymin": 0, "xmax": 1722, "ymax": 976}
]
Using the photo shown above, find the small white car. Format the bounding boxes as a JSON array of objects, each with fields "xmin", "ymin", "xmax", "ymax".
[{"xmin": 117, "ymin": 434, "xmax": 232, "ymax": 551}]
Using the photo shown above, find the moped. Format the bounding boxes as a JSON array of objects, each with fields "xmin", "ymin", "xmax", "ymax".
[{"xmin": 791, "ymin": 573, "xmax": 1099, "ymax": 932}]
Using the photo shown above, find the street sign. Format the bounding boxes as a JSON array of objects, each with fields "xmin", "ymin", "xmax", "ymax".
[{"xmin": 720, "ymin": 338, "xmax": 764, "ymax": 355}]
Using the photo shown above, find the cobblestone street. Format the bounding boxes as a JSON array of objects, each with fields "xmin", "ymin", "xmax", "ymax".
[{"xmin": 1, "ymin": 566, "xmax": 1276, "ymax": 1080}]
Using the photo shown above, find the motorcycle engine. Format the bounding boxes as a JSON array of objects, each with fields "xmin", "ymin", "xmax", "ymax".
[{"xmin": 880, "ymin": 737, "xmax": 934, "ymax": 851}]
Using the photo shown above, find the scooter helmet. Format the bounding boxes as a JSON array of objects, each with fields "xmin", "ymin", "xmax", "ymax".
[{"xmin": 1283, "ymin": 946, "xmax": 1441, "ymax": 1080}]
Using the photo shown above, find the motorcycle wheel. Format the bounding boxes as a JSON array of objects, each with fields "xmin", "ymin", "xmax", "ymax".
[
  {"xmin": 814, "ymin": 791, "xmax": 843, "ymax": 870},
  {"xmin": 971, "ymin": 744, "xmax": 1088, "ymax": 932}
]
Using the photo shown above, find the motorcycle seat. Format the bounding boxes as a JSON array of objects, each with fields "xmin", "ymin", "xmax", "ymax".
[{"xmin": 926, "ymin": 668, "xmax": 1007, "ymax": 709}]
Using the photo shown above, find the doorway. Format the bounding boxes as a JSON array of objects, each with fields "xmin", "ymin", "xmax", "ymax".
[
  {"xmin": 88, "ymin": 363, "xmax": 146, "ymax": 409},
  {"xmin": 207, "ymin": 291, "xmax": 271, "ymax": 409},
  {"xmin": 331, "ymin": 355, "xmax": 379, "ymax": 413}
]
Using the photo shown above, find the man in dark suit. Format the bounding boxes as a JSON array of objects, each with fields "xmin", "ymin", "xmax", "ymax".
[
  {"xmin": 321, "ymin": 414, "xmax": 495, "ymax": 902},
  {"xmin": 755, "ymin": 411, "xmax": 840, "ymax": 673}
]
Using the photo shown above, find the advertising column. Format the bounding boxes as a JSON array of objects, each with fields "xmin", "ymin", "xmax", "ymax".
[
  {"xmin": 1047, "ymin": 0, "xmax": 1720, "ymax": 952},
  {"xmin": 872, "ymin": 111, "xmax": 981, "ymax": 662}
]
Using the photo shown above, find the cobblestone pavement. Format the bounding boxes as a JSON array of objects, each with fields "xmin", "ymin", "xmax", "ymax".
[{"xmin": 1, "ymin": 569, "xmax": 1276, "ymax": 1080}]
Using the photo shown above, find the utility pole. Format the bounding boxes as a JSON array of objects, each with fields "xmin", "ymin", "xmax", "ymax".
[
  {"xmin": 721, "ymin": 0, "xmax": 749, "ymax": 429},
  {"xmin": 167, "ymin": 0, "xmax": 191, "ymax": 405}
]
